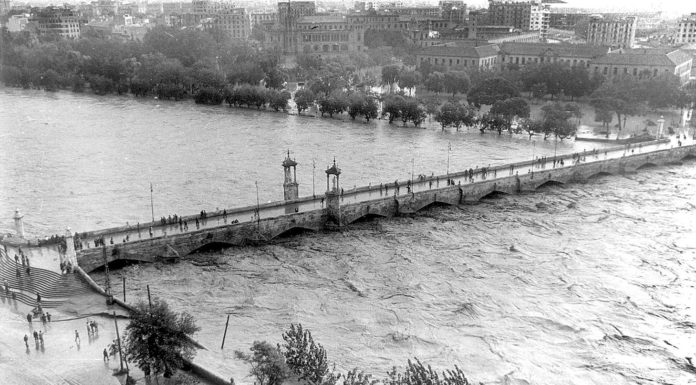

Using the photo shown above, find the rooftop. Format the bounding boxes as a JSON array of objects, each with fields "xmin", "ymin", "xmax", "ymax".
[
  {"xmin": 593, "ymin": 48, "xmax": 692, "ymax": 66},
  {"xmin": 499, "ymin": 42, "xmax": 611, "ymax": 58},
  {"xmin": 418, "ymin": 43, "xmax": 500, "ymax": 58},
  {"xmin": 297, "ymin": 15, "xmax": 345, "ymax": 23}
]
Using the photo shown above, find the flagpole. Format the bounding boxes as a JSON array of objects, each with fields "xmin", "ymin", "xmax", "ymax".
[{"xmin": 150, "ymin": 182, "xmax": 154, "ymax": 222}]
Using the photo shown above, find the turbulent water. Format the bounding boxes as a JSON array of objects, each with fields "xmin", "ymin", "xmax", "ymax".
[{"xmin": 2, "ymin": 89, "xmax": 696, "ymax": 384}]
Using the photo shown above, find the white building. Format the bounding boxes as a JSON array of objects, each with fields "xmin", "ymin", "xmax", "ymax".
[
  {"xmin": 675, "ymin": 13, "xmax": 696, "ymax": 45},
  {"xmin": 7, "ymin": 13, "xmax": 29, "ymax": 31}
]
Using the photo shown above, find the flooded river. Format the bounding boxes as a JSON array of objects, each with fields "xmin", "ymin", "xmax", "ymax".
[{"xmin": 2, "ymin": 89, "xmax": 695, "ymax": 384}]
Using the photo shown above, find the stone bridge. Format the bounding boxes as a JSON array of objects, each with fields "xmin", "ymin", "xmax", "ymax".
[{"xmin": 5, "ymin": 140, "xmax": 695, "ymax": 273}]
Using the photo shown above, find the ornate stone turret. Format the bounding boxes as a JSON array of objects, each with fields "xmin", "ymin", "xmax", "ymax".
[
  {"xmin": 325, "ymin": 158, "xmax": 341, "ymax": 225},
  {"xmin": 64, "ymin": 227, "xmax": 77, "ymax": 271},
  {"xmin": 282, "ymin": 150, "xmax": 299, "ymax": 201},
  {"xmin": 13, "ymin": 209, "xmax": 25, "ymax": 238}
]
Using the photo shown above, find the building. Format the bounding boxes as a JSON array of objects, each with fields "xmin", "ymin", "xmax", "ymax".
[
  {"xmin": 591, "ymin": 48, "xmax": 692, "ymax": 85},
  {"xmin": 30, "ymin": 6, "xmax": 81, "ymax": 39},
  {"xmin": 268, "ymin": 14, "xmax": 364, "ymax": 54},
  {"xmin": 416, "ymin": 43, "xmax": 500, "ymax": 71},
  {"xmin": 487, "ymin": 0, "xmax": 550, "ymax": 39},
  {"xmin": 7, "ymin": 13, "xmax": 29, "ymax": 31},
  {"xmin": 586, "ymin": 15, "xmax": 636, "ymax": 49},
  {"xmin": 250, "ymin": 11, "xmax": 277, "ymax": 27},
  {"xmin": 549, "ymin": 11, "xmax": 589, "ymax": 30},
  {"xmin": 184, "ymin": 0, "xmax": 251, "ymax": 39},
  {"xmin": 498, "ymin": 42, "xmax": 611, "ymax": 68},
  {"xmin": 675, "ymin": 13, "xmax": 696, "ymax": 45}
]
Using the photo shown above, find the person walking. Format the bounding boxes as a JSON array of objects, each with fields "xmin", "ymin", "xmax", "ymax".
[
  {"xmin": 36, "ymin": 292, "xmax": 41, "ymax": 304},
  {"xmin": 46, "ymin": 312, "xmax": 51, "ymax": 322},
  {"xmin": 103, "ymin": 348, "xmax": 109, "ymax": 361},
  {"xmin": 23, "ymin": 334, "xmax": 29, "ymax": 348},
  {"xmin": 74, "ymin": 330, "xmax": 80, "ymax": 344},
  {"xmin": 33, "ymin": 330, "xmax": 38, "ymax": 342},
  {"xmin": 38, "ymin": 331, "xmax": 44, "ymax": 346},
  {"xmin": 27, "ymin": 313, "xmax": 32, "ymax": 325}
]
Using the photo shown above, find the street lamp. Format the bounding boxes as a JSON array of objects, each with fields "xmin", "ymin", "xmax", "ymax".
[{"xmin": 446, "ymin": 142, "xmax": 451, "ymax": 177}]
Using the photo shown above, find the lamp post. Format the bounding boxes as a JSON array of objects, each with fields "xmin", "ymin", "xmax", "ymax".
[
  {"xmin": 149, "ymin": 182, "xmax": 154, "ymax": 222},
  {"xmin": 446, "ymin": 142, "xmax": 451, "ymax": 177},
  {"xmin": 312, "ymin": 159, "xmax": 316, "ymax": 198}
]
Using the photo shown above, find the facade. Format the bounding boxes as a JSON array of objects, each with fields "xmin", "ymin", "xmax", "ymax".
[
  {"xmin": 498, "ymin": 42, "xmax": 611, "ymax": 68},
  {"xmin": 591, "ymin": 48, "xmax": 693, "ymax": 85},
  {"xmin": 549, "ymin": 11, "xmax": 589, "ymax": 30},
  {"xmin": 184, "ymin": 0, "xmax": 250, "ymax": 39},
  {"xmin": 675, "ymin": 13, "xmax": 696, "ymax": 45},
  {"xmin": 487, "ymin": 0, "xmax": 550, "ymax": 39},
  {"xmin": 250, "ymin": 11, "xmax": 277, "ymax": 27},
  {"xmin": 7, "ymin": 13, "xmax": 29, "ymax": 32},
  {"xmin": 416, "ymin": 43, "xmax": 500, "ymax": 71},
  {"xmin": 266, "ymin": 14, "xmax": 364, "ymax": 54},
  {"xmin": 30, "ymin": 6, "xmax": 81, "ymax": 39},
  {"xmin": 586, "ymin": 15, "xmax": 636, "ymax": 49}
]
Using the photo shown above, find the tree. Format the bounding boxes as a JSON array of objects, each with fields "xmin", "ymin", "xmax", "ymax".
[
  {"xmin": 194, "ymin": 87, "xmax": 223, "ymax": 105},
  {"xmin": 400, "ymin": 99, "xmax": 427, "ymax": 127},
  {"xmin": 397, "ymin": 70, "xmax": 420, "ymax": 95},
  {"xmin": 489, "ymin": 97, "xmax": 530, "ymax": 133},
  {"xmin": 236, "ymin": 341, "xmax": 290, "ymax": 385},
  {"xmin": 594, "ymin": 107, "xmax": 613, "ymax": 129},
  {"xmin": 381, "ymin": 65, "xmax": 400, "ymax": 93},
  {"xmin": 269, "ymin": 90, "xmax": 291, "ymax": 111},
  {"xmin": 281, "ymin": 324, "xmax": 329, "ymax": 385},
  {"xmin": 123, "ymin": 299, "xmax": 200, "ymax": 379},
  {"xmin": 541, "ymin": 102, "xmax": 577, "ymax": 140},
  {"xmin": 434, "ymin": 101, "xmax": 476, "ymax": 131},
  {"xmin": 424, "ymin": 72, "xmax": 445, "ymax": 94},
  {"xmin": 385, "ymin": 358, "xmax": 471, "ymax": 385},
  {"xmin": 467, "ymin": 77, "xmax": 519, "ymax": 108},
  {"xmin": 382, "ymin": 94, "xmax": 405, "ymax": 123},
  {"xmin": 294, "ymin": 88, "xmax": 316, "ymax": 114},
  {"xmin": 443, "ymin": 71, "xmax": 470, "ymax": 97}
]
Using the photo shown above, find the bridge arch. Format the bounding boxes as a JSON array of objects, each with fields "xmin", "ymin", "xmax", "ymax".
[
  {"xmin": 535, "ymin": 179, "xmax": 565, "ymax": 190},
  {"xmin": 586, "ymin": 171, "xmax": 612, "ymax": 180},
  {"xmin": 271, "ymin": 226, "xmax": 317, "ymax": 240},
  {"xmin": 479, "ymin": 190, "xmax": 509, "ymax": 201},
  {"xmin": 636, "ymin": 162, "xmax": 659, "ymax": 170}
]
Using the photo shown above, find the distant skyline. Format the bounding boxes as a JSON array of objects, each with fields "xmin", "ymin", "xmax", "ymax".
[{"xmin": 7, "ymin": 0, "xmax": 694, "ymax": 18}]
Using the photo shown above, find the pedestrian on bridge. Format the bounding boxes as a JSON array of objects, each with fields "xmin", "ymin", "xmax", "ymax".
[
  {"xmin": 36, "ymin": 292, "xmax": 41, "ymax": 304},
  {"xmin": 33, "ymin": 330, "xmax": 38, "ymax": 342},
  {"xmin": 75, "ymin": 330, "xmax": 80, "ymax": 344},
  {"xmin": 27, "ymin": 313, "xmax": 32, "ymax": 325},
  {"xmin": 38, "ymin": 330, "xmax": 44, "ymax": 346},
  {"xmin": 14, "ymin": 254, "xmax": 19, "ymax": 265},
  {"xmin": 23, "ymin": 334, "xmax": 28, "ymax": 348}
]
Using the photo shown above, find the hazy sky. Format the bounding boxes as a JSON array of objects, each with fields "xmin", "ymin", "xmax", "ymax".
[{"xmin": 468, "ymin": 0, "xmax": 691, "ymax": 16}]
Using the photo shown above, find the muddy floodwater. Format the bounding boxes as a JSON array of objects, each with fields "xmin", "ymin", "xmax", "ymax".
[{"xmin": 2, "ymin": 89, "xmax": 695, "ymax": 384}]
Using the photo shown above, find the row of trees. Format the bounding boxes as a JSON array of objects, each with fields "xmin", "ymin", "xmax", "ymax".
[{"xmin": 193, "ymin": 85, "xmax": 292, "ymax": 112}]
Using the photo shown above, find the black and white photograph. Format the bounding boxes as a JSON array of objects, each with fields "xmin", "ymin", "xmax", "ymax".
[{"xmin": 1, "ymin": 0, "xmax": 695, "ymax": 384}]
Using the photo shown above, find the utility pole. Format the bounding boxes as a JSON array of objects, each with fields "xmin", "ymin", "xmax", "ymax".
[
  {"xmin": 113, "ymin": 311, "xmax": 128, "ymax": 375},
  {"xmin": 220, "ymin": 314, "xmax": 231, "ymax": 349},
  {"xmin": 255, "ymin": 181, "xmax": 260, "ymax": 234},
  {"xmin": 150, "ymin": 182, "xmax": 154, "ymax": 223},
  {"xmin": 312, "ymin": 159, "xmax": 316, "ymax": 198}
]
